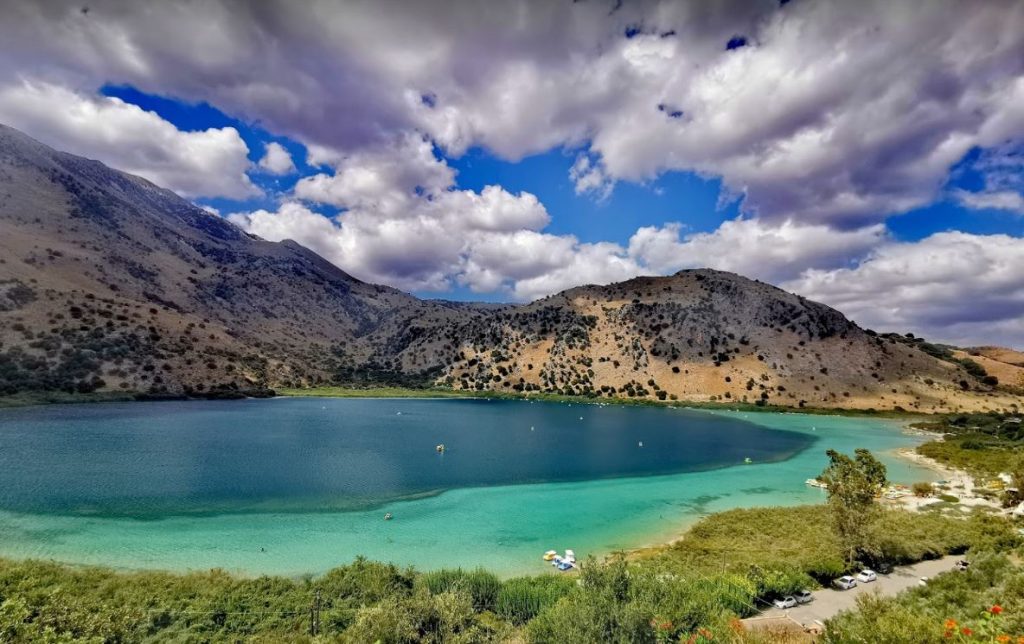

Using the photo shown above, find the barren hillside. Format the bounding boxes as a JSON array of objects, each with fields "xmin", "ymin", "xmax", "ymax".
[{"xmin": 0, "ymin": 124, "xmax": 1020, "ymax": 413}]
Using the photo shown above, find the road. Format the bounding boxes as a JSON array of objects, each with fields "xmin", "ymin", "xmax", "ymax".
[{"xmin": 759, "ymin": 555, "xmax": 961, "ymax": 627}]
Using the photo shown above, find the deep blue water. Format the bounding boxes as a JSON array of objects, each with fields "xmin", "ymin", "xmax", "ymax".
[{"xmin": 0, "ymin": 397, "xmax": 814, "ymax": 517}]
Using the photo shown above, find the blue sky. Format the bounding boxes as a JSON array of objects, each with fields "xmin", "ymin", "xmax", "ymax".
[
  {"xmin": 0, "ymin": 0, "xmax": 1021, "ymax": 345},
  {"xmin": 103, "ymin": 83, "xmax": 1023, "ymax": 303}
]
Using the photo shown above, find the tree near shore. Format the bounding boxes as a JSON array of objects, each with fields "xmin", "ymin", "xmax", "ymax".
[{"xmin": 819, "ymin": 449, "xmax": 888, "ymax": 567}]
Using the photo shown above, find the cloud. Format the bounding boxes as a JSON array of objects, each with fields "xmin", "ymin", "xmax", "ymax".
[
  {"xmin": 628, "ymin": 219, "xmax": 888, "ymax": 283},
  {"xmin": 954, "ymin": 189, "xmax": 1024, "ymax": 215},
  {"xmin": 233, "ymin": 135, "xmax": 558, "ymax": 292},
  {"xmin": 294, "ymin": 133, "xmax": 455, "ymax": 214},
  {"xmin": 952, "ymin": 143, "xmax": 1024, "ymax": 215},
  {"xmin": 257, "ymin": 141, "xmax": 296, "ymax": 175},
  {"xmin": 3, "ymin": 1, "xmax": 1021, "ymax": 224},
  {"xmin": 507, "ymin": 240, "xmax": 643, "ymax": 302},
  {"xmin": 570, "ymin": 153, "xmax": 613, "ymax": 200},
  {"xmin": 0, "ymin": 80, "xmax": 257, "ymax": 199},
  {"xmin": 784, "ymin": 232, "xmax": 1024, "ymax": 347}
]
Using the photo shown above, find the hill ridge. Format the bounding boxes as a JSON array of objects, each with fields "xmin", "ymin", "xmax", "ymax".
[{"xmin": 0, "ymin": 123, "xmax": 1020, "ymax": 412}]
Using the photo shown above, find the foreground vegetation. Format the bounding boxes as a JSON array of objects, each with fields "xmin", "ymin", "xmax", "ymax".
[
  {"xmin": 915, "ymin": 412, "xmax": 1024, "ymax": 477},
  {"xmin": 825, "ymin": 552, "xmax": 1024, "ymax": 642},
  {"xmin": 0, "ymin": 501, "xmax": 1015, "ymax": 643}
]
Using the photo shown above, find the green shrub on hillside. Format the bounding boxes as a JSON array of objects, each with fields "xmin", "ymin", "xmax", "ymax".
[
  {"xmin": 418, "ymin": 568, "xmax": 502, "ymax": 612},
  {"xmin": 495, "ymin": 575, "xmax": 575, "ymax": 624}
]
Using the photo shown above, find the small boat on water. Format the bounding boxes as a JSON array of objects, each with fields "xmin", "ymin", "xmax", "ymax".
[
  {"xmin": 806, "ymin": 478, "xmax": 829, "ymax": 489},
  {"xmin": 542, "ymin": 550, "xmax": 558, "ymax": 561},
  {"xmin": 744, "ymin": 457, "xmax": 753, "ymax": 464},
  {"xmin": 384, "ymin": 513, "xmax": 393, "ymax": 520},
  {"xmin": 565, "ymin": 549, "xmax": 576, "ymax": 563},
  {"xmin": 436, "ymin": 444, "xmax": 446, "ymax": 453}
]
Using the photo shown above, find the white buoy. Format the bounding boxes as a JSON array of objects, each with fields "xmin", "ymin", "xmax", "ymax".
[
  {"xmin": 530, "ymin": 426, "xmax": 535, "ymax": 431},
  {"xmin": 639, "ymin": 441, "xmax": 644, "ymax": 447},
  {"xmin": 579, "ymin": 416, "xmax": 583, "ymax": 420}
]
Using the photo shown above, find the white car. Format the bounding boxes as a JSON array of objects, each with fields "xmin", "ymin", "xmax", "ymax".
[
  {"xmin": 835, "ymin": 576, "xmax": 858, "ymax": 590},
  {"xmin": 856, "ymin": 569, "xmax": 877, "ymax": 583},
  {"xmin": 773, "ymin": 596, "xmax": 797, "ymax": 609},
  {"xmin": 795, "ymin": 590, "xmax": 813, "ymax": 604}
]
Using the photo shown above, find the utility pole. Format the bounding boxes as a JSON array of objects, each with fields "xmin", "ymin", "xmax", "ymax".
[{"xmin": 310, "ymin": 589, "xmax": 321, "ymax": 636}]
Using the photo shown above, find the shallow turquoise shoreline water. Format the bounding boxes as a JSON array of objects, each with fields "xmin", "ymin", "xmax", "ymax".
[{"xmin": 0, "ymin": 401, "xmax": 935, "ymax": 577}]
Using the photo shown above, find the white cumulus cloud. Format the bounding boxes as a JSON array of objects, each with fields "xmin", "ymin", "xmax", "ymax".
[
  {"xmin": 784, "ymin": 232, "xmax": 1024, "ymax": 347},
  {"xmin": 257, "ymin": 141, "xmax": 296, "ymax": 175},
  {"xmin": 0, "ymin": 80, "xmax": 257, "ymax": 199}
]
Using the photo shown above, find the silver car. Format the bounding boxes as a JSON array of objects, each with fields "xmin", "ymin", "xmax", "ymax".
[
  {"xmin": 795, "ymin": 590, "xmax": 813, "ymax": 604},
  {"xmin": 835, "ymin": 576, "xmax": 857, "ymax": 590},
  {"xmin": 773, "ymin": 596, "xmax": 797, "ymax": 609}
]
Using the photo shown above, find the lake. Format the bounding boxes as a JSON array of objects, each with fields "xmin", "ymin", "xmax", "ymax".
[{"xmin": 0, "ymin": 398, "xmax": 935, "ymax": 576}]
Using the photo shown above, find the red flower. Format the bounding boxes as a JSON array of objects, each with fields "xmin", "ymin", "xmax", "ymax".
[
  {"xmin": 961, "ymin": 627, "xmax": 973, "ymax": 636},
  {"xmin": 944, "ymin": 619, "xmax": 958, "ymax": 630},
  {"xmin": 991, "ymin": 604, "xmax": 1004, "ymax": 615}
]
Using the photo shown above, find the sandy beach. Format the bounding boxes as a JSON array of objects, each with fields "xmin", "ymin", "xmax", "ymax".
[{"xmin": 891, "ymin": 447, "xmax": 1003, "ymax": 512}]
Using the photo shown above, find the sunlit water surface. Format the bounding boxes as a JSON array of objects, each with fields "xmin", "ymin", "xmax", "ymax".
[{"xmin": 0, "ymin": 398, "xmax": 934, "ymax": 576}]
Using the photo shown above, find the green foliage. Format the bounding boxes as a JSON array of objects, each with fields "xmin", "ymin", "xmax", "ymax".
[
  {"xmin": 912, "ymin": 481, "xmax": 934, "ymax": 497},
  {"xmin": 825, "ymin": 553, "xmax": 1024, "ymax": 642},
  {"xmin": 648, "ymin": 505, "xmax": 1013, "ymax": 588},
  {"xmin": 956, "ymin": 357, "xmax": 989, "ymax": 379},
  {"xmin": 340, "ymin": 587, "xmax": 491, "ymax": 644},
  {"xmin": 0, "ymin": 504, "xmax": 1013, "ymax": 642},
  {"xmin": 495, "ymin": 575, "xmax": 575, "ymax": 624},
  {"xmin": 418, "ymin": 568, "xmax": 502, "ymax": 612},
  {"xmin": 820, "ymin": 449, "xmax": 888, "ymax": 565}
]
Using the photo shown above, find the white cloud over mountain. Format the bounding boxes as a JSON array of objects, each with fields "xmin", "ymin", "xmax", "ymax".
[
  {"xmin": 0, "ymin": 80, "xmax": 257, "ymax": 199},
  {"xmin": 785, "ymin": 232, "xmax": 1024, "ymax": 347}
]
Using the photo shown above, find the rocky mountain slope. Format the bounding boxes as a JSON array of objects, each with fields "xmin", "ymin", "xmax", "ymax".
[{"xmin": 0, "ymin": 124, "xmax": 1019, "ymax": 413}]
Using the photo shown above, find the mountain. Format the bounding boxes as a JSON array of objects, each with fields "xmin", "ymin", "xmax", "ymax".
[{"xmin": 0, "ymin": 124, "xmax": 1020, "ymax": 413}]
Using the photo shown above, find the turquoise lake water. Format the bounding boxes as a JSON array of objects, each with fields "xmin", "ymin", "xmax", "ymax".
[{"xmin": 0, "ymin": 398, "xmax": 936, "ymax": 577}]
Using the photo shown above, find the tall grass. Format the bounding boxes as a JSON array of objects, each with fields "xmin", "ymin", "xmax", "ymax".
[
  {"xmin": 495, "ymin": 575, "xmax": 575, "ymax": 624},
  {"xmin": 417, "ymin": 567, "xmax": 502, "ymax": 612}
]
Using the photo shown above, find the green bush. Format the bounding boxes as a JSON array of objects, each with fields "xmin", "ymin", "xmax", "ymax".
[
  {"xmin": 0, "ymin": 504, "xmax": 1013, "ymax": 642},
  {"xmin": 495, "ymin": 575, "xmax": 575, "ymax": 624},
  {"xmin": 912, "ymin": 481, "xmax": 934, "ymax": 497},
  {"xmin": 825, "ymin": 553, "xmax": 1024, "ymax": 642},
  {"xmin": 418, "ymin": 567, "xmax": 502, "ymax": 612}
]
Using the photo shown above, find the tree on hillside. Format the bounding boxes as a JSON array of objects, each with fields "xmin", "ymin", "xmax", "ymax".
[{"xmin": 819, "ymin": 449, "xmax": 887, "ymax": 567}]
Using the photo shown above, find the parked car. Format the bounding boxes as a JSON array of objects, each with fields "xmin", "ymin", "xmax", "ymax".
[
  {"xmin": 856, "ymin": 569, "xmax": 877, "ymax": 583},
  {"xmin": 795, "ymin": 590, "xmax": 814, "ymax": 604},
  {"xmin": 955, "ymin": 559, "xmax": 970, "ymax": 571},
  {"xmin": 875, "ymin": 561, "xmax": 894, "ymax": 574},
  {"xmin": 773, "ymin": 596, "xmax": 797, "ymax": 609},
  {"xmin": 835, "ymin": 576, "xmax": 858, "ymax": 590}
]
